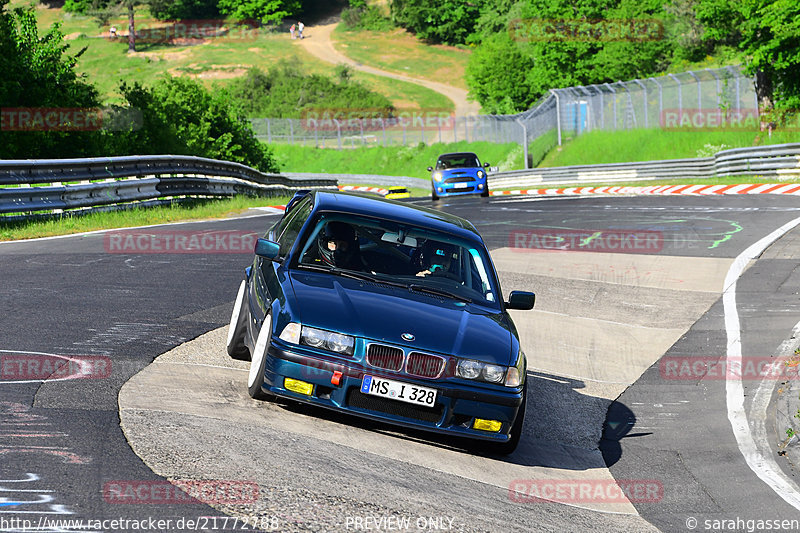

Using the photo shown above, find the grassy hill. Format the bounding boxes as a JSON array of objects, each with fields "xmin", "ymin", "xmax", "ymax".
[{"xmin": 15, "ymin": 1, "xmax": 453, "ymax": 110}]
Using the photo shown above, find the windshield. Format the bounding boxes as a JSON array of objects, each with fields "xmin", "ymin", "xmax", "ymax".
[
  {"xmin": 435, "ymin": 154, "xmax": 480, "ymax": 170},
  {"xmin": 295, "ymin": 213, "xmax": 500, "ymax": 306}
]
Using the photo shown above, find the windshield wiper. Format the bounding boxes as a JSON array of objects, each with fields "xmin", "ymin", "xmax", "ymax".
[
  {"xmin": 408, "ymin": 283, "xmax": 472, "ymax": 303},
  {"xmin": 297, "ymin": 263, "xmax": 406, "ymax": 288}
]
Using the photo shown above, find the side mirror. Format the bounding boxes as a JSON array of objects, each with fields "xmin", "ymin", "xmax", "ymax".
[
  {"xmin": 427, "ymin": 166, "xmax": 433, "ymax": 172},
  {"xmin": 483, "ymin": 162, "xmax": 490, "ymax": 168},
  {"xmin": 254, "ymin": 238, "xmax": 280, "ymax": 260},
  {"xmin": 506, "ymin": 291, "xmax": 535, "ymax": 310}
]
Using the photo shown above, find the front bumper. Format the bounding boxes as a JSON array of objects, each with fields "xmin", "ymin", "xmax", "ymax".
[
  {"xmin": 434, "ymin": 178, "xmax": 487, "ymax": 197},
  {"xmin": 260, "ymin": 343, "xmax": 524, "ymax": 443}
]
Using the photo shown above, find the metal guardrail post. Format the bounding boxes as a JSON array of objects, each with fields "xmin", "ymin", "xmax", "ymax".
[
  {"xmin": 687, "ymin": 70, "xmax": 702, "ymax": 110},
  {"xmin": 516, "ymin": 118, "xmax": 529, "ymax": 169},
  {"xmin": 551, "ymin": 90, "xmax": 562, "ymax": 146}
]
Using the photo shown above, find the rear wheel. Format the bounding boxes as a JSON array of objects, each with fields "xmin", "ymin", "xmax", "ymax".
[
  {"xmin": 247, "ymin": 313, "xmax": 272, "ymax": 400},
  {"xmin": 226, "ymin": 280, "xmax": 251, "ymax": 360}
]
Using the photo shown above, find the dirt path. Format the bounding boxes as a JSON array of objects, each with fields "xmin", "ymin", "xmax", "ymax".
[{"xmin": 295, "ymin": 22, "xmax": 481, "ymax": 116}]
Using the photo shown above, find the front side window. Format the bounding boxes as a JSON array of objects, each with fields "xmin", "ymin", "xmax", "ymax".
[
  {"xmin": 294, "ymin": 213, "xmax": 499, "ymax": 306},
  {"xmin": 275, "ymin": 197, "xmax": 312, "ymax": 257}
]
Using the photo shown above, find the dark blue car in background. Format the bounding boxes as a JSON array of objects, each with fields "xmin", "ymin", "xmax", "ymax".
[
  {"xmin": 226, "ymin": 190, "xmax": 535, "ymax": 453},
  {"xmin": 428, "ymin": 152, "xmax": 491, "ymax": 200}
]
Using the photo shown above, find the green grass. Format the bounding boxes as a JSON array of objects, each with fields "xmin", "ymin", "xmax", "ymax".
[
  {"xmin": 11, "ymin": 1, "xmax": 451, "ymax": 110},
  {"xmin": 272, "ymin": 141, "xmax": 524, "ymax": 179},
  {"xmin": 506, "ymin": 175, "xmax": 800, "ymax": 191},
  {"xmin": 0, "ymin": 195, "xmax": 290, "ymax": 241},
  {"xmin": 333, "ymin": 25, "xmax": 471, "ymax": 90},
  {"xmin": 538, "ymin": 128, "xmax": 800, "ymax": 167}
]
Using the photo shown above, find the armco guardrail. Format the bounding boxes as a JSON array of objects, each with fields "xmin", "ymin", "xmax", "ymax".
[
  {"xmin": 283, "ymin": 172, "xmax": 426, "ymax": 189},
  {"xmin": 489, "ymin": 143, "xmax": 800, "ymax": 190},
  {"xmin": 0, "ymin": 155, "xmax": 337, "ymax": 216}
]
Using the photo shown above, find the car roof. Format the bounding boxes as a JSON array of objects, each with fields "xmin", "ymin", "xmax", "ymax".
[
  {"xmin": 437, "ymin": 152, "xmax": 479, "ymax": 159},
  {"xmin": 309, "ymin": 191, "xmax": 482, "ymax": 241}
]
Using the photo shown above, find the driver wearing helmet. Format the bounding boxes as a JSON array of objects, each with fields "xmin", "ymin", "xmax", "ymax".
[
  {"xmin": 314, "ymin": 221, "xmax": 361, "ymax": 270},
  {"xmin": 416, "ymin": 240, "xmax": 459, "ymax": 280}
]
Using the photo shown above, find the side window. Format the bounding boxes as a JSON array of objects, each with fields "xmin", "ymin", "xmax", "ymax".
[{"xmin": 276, "ymin": 199, "xmax": 312, "ymax": 257}]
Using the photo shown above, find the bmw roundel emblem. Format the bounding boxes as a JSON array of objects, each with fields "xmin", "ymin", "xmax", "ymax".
[{"xmin": 401, "ymin": 333, "xmax": 415, "ymax": 342}]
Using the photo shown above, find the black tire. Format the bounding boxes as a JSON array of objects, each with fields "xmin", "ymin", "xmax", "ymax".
[
  {"xmin": 226, "ymin": 280, "xmax": 251, "ymax": 360},
  {"xmin": 480, "ymin": 187, "xmax": 490, "ymax": 198},
  {"xmin": 247, "ymin": 312, "xmax": 273, "ymax": 400},
  {"xmin": 431, "ymin": 187, "xmax": 440, "ymax": 201}
]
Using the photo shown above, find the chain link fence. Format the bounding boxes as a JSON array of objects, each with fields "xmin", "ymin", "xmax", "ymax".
[{"xmin": 251, "ymin": 66, "xmax": 757, "ymax": 167}]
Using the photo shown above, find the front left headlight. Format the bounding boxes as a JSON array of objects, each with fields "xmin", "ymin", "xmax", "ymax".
[
  {"xmin": 434, "ymin": 172, "xmax": 443, "ymax": 181},
  {"xmin": 477, "ymin": 170, "xmax": 485, "ymax": 179}
]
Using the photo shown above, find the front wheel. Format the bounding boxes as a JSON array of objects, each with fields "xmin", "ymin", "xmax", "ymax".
[
  {"xmin": 226, "ymin": 280, "xmax": 250, "ymax": 360},
  {"xmin": 480, "ymin": 187, "xmax": 490, "ymax": 198},
  {"xmin": 247, "ymin": 313, "xmax": 273, "ymax": 400},
  {"xmin": 431, "ymin": 186, "xmax": 439, "ymax": 201}
]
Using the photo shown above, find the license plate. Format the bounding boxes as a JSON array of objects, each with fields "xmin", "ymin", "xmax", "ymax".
[
  {"xmin": 453, "ymin": 182, "xmax": 469, "ymax": 189},
  {"xmin": 360, "ymin": 375, "xmax": 437, "ymax": 407}
]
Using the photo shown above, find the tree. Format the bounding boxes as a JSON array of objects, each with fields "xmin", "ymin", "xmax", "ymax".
[
  {"xmin": 118, "ymin": 76, "xmax": 280, "ymax": 172},
  {"xmin": 148, "ymin": 0, "xmax": 219, "ymax": 20},
  {"xmin": 217, "ymin": 0, "xmax": 301, "ymax": 25},
  {"xmin": 389, "ymin": 0, "xmax": 482, "ymax": 45},
  {"xmin": 1, "ymin": 0, "xmax": 107, "ymax": 158},
  {"xmin": 697, "ymin": 0, "xmax": 800, "ymax": 119},
  {"xmin": 465, "ymin": 33, "xmax": 537, "ymax": 114}
]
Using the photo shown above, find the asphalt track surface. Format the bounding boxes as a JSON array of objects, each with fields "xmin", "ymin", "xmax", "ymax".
[{"xmin": 2, "ymin": 193, "xmax": 800, "ymax": 532}]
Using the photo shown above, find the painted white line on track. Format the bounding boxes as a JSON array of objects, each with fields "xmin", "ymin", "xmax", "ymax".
[
  {"xmin": 0, "ymin": 349, "xmax": 98, "ymax": 385},
  {"xmin": 725, "ymin": 216, "xmax": 800, "ymax": 510},
  {"xmin": 0, "ymin": 211, "xmax": 284, "ymax": 245}
]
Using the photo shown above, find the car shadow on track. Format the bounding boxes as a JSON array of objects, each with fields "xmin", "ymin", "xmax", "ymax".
[{"xmin": 260, "ymin": 369, "xmax": 638, "ymax": 470}]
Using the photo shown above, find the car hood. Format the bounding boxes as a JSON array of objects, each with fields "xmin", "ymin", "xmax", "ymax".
[
  {"xmin": 288, "ymin": 270, "xmax": 514, "ymax": 365},
  {"xmin": 440, "ymin": 167, "xmax": 481, "ymax": 176}
]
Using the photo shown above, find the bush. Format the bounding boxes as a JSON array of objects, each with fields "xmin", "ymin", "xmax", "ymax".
[
  {"xmin": 1, "ymin": 1, "xmax": 111, "ymax": 159},
  {"xmin": 226, "ymin": 61, "xmax": 394, "ymax": 119},
  {"xmin": 341, "ymin": 5, "xmax": 393, "ymax": 31},
  {"xmin": 116, "ymin": 76, "xmax": 279, "ymax": 173}
]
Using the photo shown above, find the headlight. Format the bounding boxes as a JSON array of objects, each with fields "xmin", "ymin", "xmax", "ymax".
[
  {"xmin": 301, "ymin": 326, "xmax": 355, "ymax": 356},
  {"xmin": 326, "ymin": 331, "xmax": 355, "ymax": 354},
  {"xmin": 477, "ymin": 170, "xmax": 484, "ymax": 179},
  {"xmin": 434, "ymin": 172, "xmax": 443, "ymax": 181},
  {"xmin": 457, "ymin": 359, "xmax": 509, "ymax": 383},
  {"xmin": 483, "ymin": 364, "xmax": 505, "ymax": 383},
  {"xmin": 457, "ymin": 359, "xmax": 482, "ymax": 379}
]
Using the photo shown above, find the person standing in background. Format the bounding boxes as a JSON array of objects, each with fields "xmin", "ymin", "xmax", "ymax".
[
  {"xmin": 289, "ymin": 23, "xmax": 295, "ymax": 39},
  {"xmin": 298, "ymin": 21, "xmax": 304, "ymax": 39}
]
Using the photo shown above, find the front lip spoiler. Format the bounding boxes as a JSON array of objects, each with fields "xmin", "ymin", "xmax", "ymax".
[{"xmin": 268, "ymin": 344, "xmax": 523, "ymax": 408}]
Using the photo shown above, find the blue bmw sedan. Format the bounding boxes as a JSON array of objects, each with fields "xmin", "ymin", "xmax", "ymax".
[{"xmin": 227, "ymin": 190, "xmax": 535, "ymax": 454}]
